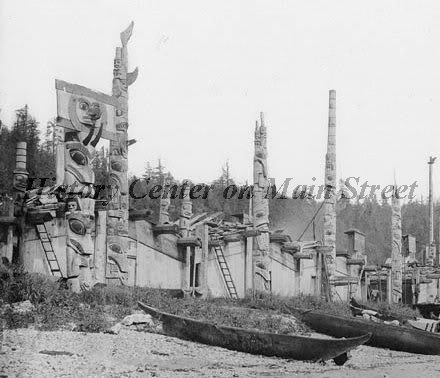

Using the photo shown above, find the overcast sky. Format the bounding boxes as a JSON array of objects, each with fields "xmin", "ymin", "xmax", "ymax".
[{"xmin": 1, "ymin": 1, "xmax": 440, "ymax": 200}]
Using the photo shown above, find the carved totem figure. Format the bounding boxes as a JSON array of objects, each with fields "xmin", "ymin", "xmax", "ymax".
[
  {"xmin": 427, "ymin": 156, "xmax": 437, "ymax": 265},
  {"xmin": 391, "ymin": 186, "xmax": 403, "ymax": 303},
  {"xmin": 159, "ymin": 175, "xmax": 171, "ymax": 224},
  {"xmin": 252, "ymin": 112, "xmax": 271, "ymax": 292},
  {"xmin": 13, "ymin": 142, "xmax": 29, "ymax": 216},
  {"xmin": 56, "ymin": 79, "xmax": 119, "ymax": 291},
  {"xmin": 179, "ymin": 181, "xmax": 193, "ymax": 236},
  {"xmin": 323, "ymin": 90, "xmax": 337, "ymax": 297},
  {"xmin": 106, "ymin": 22, "xmax": 138, "ymax": 284}
]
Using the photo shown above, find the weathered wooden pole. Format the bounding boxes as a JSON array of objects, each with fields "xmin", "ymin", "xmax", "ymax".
[
  {"xmin": 106, "ymin": 22, "xmax": 138, "ymax": 284},
  {"xmin": 158, "ymin": 175, "xmax": 171, "ymax": 224},
  {"xmin": 13, "ymin": 142, "xmax": 29, "ymax": 200},
  {"xmin": 12, "ymin": 142, "xmax": 29, "ymax": 264},
  {"xmin": 391, "ymin": 186, "xmax": 403, "ymax": 303},
  {"xmin": 180, "ymin": 181, "xmax": 193, "ymax": 290},
  {"xmin": 179, "ymin": 181, "xmax": 193, "ymax": 236},
  {"xmin": 428, "ymin": 156, "xmax": 437, "ymax": 265},
  {"xmin": 252, "ymin": 112, "xmax": 271, "ymax": 292},
  {"xmin": 323, "ymin": 90, "xmax": 337, "ymax": 298}
]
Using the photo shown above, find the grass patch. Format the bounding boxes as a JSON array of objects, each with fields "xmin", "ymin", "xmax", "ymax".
[{"xmin": 0, "ymin": 263, "xmax": 420, "ymax": 334}]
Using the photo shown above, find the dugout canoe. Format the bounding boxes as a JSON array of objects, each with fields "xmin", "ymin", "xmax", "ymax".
[
  {"xmin": 138, "ymin": 301, "xmax": 370, "ymax": 364},
  {"xmin": 414, "ymin": 303, "xmax": 440, "ymax": 319},
  {"xmin": 298, "ymin": 310, "xmax": 440, "ymax": 355}
]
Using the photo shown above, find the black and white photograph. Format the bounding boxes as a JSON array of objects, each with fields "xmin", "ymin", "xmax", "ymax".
[{"xmin": 1, "ymin": 1, "xmax": 440, "ymax": 376}]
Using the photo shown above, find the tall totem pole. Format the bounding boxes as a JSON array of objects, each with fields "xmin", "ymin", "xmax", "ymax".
[
  {"xmin": 252, "ymin": 112, "xmax": 271, "ymax": 292},
  {"xmin": 323, "ymin": 90, "xmax": 337, "ymax": 297},
  {"xmin": 180, "ymin": 181, "xmax": 193, "ymax": 291},
  {"xmin": 106, "ymin": 22, "xmax": 138, "ymax": 284},
  {"xmin": 391, "ymin": 186, "xmax": 403, "ymax": 303},
  {"xmin": 56, "ymin": 79, "xmax": 119, "ymax": 292},
  {"xmin": 427, "ymin": 156, "xmax": 436, "ymax": 265},
  {"xmin": 179, "ymin": 181, "xmax": 193, "ymax": 236},
  {"xmin": 159, "ymin": 175, "xmax": 171, "ymax": 224}
]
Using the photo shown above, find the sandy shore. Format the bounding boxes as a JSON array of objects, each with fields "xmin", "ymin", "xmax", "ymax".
[{"xmin": 1, "ymin": 328, "xmax": 440, "ymax": 377}]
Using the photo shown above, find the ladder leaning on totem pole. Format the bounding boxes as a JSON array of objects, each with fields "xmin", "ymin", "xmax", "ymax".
[
  {"xmin": 35, "ymin": 223, "xmax": 62, "ymax": 278},
  {"xmin": 210, "ymin": 238, "xmax": 238, "ymax": 299}
]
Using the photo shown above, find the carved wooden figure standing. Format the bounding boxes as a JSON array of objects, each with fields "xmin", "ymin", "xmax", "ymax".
[
  {"xmin": 106, "ymin": 22, "xmax": 138, "ymax": 284},
  {"xmin": 252, "ymin": 112, "xmax": 271, "ymax": 292},
  {"xmin": 323, "ymin": 90, "xmax": 337, "ymax": 297}
]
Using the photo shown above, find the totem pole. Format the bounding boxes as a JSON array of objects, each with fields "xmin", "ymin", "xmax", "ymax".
[
  {"xmin": 12, "ymin": 142, "xmax": 29, "ymax": 265},
  {"xmin": 391, "ymin": 186, "xmax": 403, "ymax": 303},
  {"xmin": 106, "ymin": 22, "xmax": 138, "ymax": 284},
  {"xmin": 158, "ymin": 175, "xmax": 171, "ymax": 224},
  {"xmin": 252, "ymin": 112, "xmax": 271, "ymax": 292},
  {"xmin": 323, "ymin": 90, "xmax": 337, "ymax": 298},
  {"xmin": 180, "ymin": 180, "xmax": 193, "ymax": 291},
  {"xmin": 179, "ymin": 181, "xmax": 193, "ymax": 236},
  {"xmin": 13, "ymin": 142, "xmax": 29, "ymax": 215},
  {"xmin": 55, "ymin": 80, "xmax": 119, "ymax": 291},
  {"xmin": 427, "ymin": 157, "xmax": 436, "ymax": 265}
]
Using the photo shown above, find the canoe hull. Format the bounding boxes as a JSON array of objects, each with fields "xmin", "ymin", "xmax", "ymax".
[
  {"xmin": 138, "ymin": 302, "xmax": 370, "ymax": 362},
  {"xmin": 415, "ymin": 303, "xmax": 440, "ymax": 319},
  {"xmin": 301, "ymin": 311, "xmax": 440, "ymax": 355}
]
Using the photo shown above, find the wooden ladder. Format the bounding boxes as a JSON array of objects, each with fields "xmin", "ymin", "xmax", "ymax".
[
  {"xmin": 211, "ymin": 244, "xmax": 238, "ymax": 299},
  {"xmin": 36, "ymin": 223, "xmax": 62, "ymax": 278}
]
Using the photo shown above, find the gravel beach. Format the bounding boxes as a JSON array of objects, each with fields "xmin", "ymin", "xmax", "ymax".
[{"xmin": 1, "ymin": 328, "xmax": 440, "ymax": 377}]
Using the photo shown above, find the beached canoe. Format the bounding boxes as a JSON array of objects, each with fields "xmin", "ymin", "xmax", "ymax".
[
  {"xmin": 299, "ymin": 310, "xmax": 440, "ymax": 355},
  {"xmin": 138, "ymin": 301, "xmax": 370, "ymax": 364},
  {"xmin": 415, "ymin": 303, "xmax": 440, "ymax": 319}
]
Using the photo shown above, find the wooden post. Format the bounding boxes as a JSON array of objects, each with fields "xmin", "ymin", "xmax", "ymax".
[
  {"xmin": 428, "ymin": 157, "xmax": 437, "ymax": 265},
  {"xmin": 195, "ymin": 223, "xmax": 209, "ymax": 294},
  {"xmin": 323, "ymin": 90, "xmax": 337, "ymax": 299},
  {"xmin": 316, "ymin": 251, "xmax": 322, "ymax": 298},
  {"xmin": 391, "ymin": 186, "xmax": 403, "ymax": 303},
  {"xmin": 363, "ymin": 272, "xmax": 369, "ymax": 302}
]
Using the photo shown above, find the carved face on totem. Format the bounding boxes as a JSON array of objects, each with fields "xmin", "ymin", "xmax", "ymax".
[
  {"xmin": 68, "ymin": 95, "xmax": 106, "ymax": 148},
  {"xmin": 66, "ymin": 198, "xmax": 80, "ymax": 213},
  {"xmin": 181, "ymin": 201, "xmax": 192, "ymax": 219},
  {"xmin": 13, "ymin": 172, "xmax": 28, "ymax": 192},
  {"xmin": 160, "ymin": 197, "xmax": 170, "ymax": 212},
  {"xmin": 111, "ymin": 146, "xmax": 127, "ymax": 159},
  {"xmin": 113, "ymin": 58, "xmax": 122, "ymax": 79},
  {"xmin": 254, "ymin": 140, "xmax": 266, "ymax": 160},
  {"xmin": 110, "ymin": 154, "xmax": 128, "ymax": 176},
  {"xmin": 67, "ymin": 213, "xmax": 93, "ymax": 254},
  {"xmin": 64, "ymin": 140, "xmax": 95, "ymax": 188},
  {"xmin": 106, "ymin": 235, "xmax": 128, "ymax": 283},
  {"xmin": 66, "ymin": 211, "xmax": 94, "ymax": 291},
  {"xmin": 113, "ymin": 57, "xmax": 128, "ymax": 98},
  {"xmin": 109, "ymin": 173, "xmax": 128, "ymax": 196},
  {"xmin": 76, "ymin": 98, "xmax": 102, "ymax": 126}
]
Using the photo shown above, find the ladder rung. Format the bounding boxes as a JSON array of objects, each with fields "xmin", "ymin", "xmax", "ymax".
[
  {"xmin": 48, "ymin": 261, "xmax": 60, "ymax": 270},
  {"xmin": 46, "ymin": 251, "xmax": 56, "ymax": 259},
  {"xmin": 42, "ymin": 242, "xmax": 53, "ymax": 251}
]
